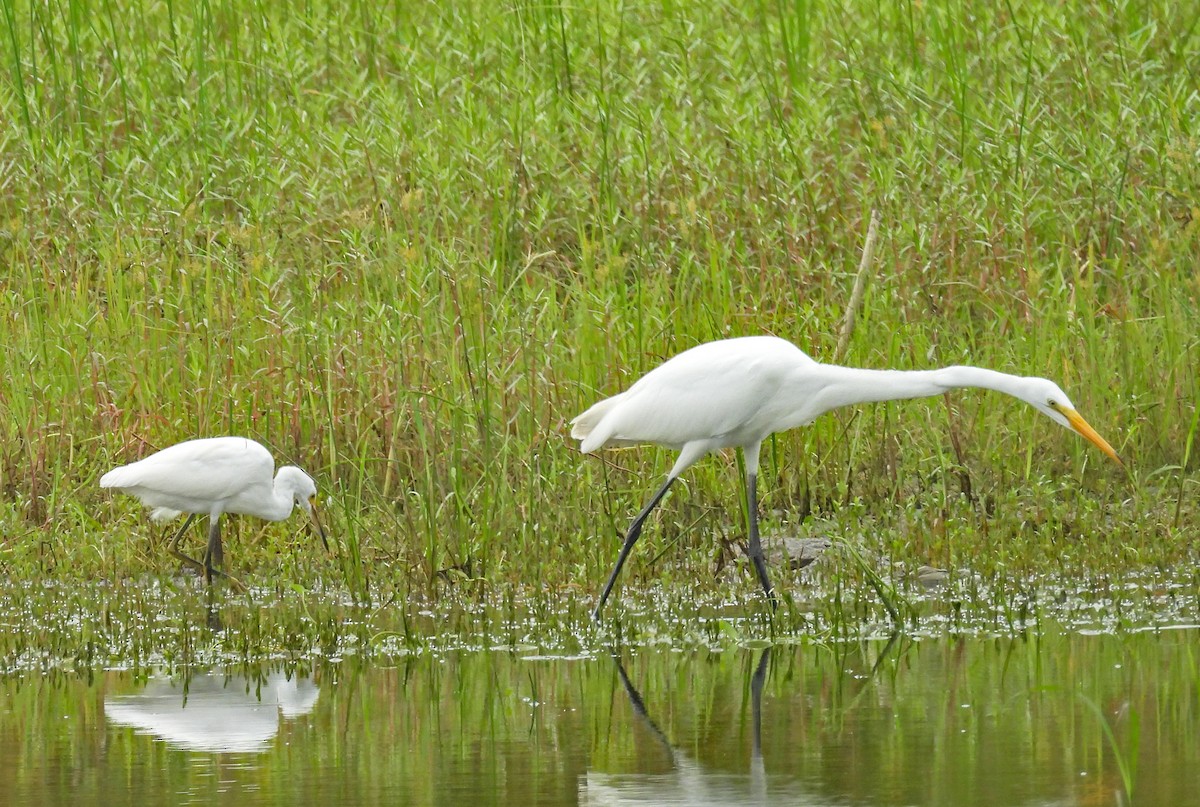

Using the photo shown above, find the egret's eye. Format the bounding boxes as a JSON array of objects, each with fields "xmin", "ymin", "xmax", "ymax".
[{"xmin": 1047, "ymin": 399, "xmax": 1057, "ymax": 408}]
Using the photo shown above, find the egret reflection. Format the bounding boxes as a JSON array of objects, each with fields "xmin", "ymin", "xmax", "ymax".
[
  {"xmin": 583, "ymin": 649, "xmax": 825, "ymax": 806},
  {"xmin": 105, "ymin": 671, "xmax": 319, "ymax": 753}
]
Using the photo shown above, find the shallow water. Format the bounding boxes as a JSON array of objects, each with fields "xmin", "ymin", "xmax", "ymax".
[{"xmin": 2, "ymin": 625, "xmax": 1197, "ymax": 806}]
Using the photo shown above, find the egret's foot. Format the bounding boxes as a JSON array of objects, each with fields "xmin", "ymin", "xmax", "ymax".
[
  {"xmin": 171, "ymin": 548, "xmax": 207, "ymax": 574},
  {"xmin": 215, "ymin": 569, "xmax": 248, "ymax": 593},
  {"xmin": 170, "ymin": 548, "xmax": 246, "ymax": 592},
  {"xmin": 203, "ymin": 561, "xmax": 248, "ymax": 593}
]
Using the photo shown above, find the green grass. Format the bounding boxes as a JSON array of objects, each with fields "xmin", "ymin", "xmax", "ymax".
[{"xmin": 0, "ymin": 0, "xmax": 1197, "ymax": 608}]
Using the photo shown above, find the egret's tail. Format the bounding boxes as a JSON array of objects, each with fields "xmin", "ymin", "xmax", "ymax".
[
  {"xmin": 99, "ymin": 467, "xmax": 130, "ymax": 489},
  {"xmin": 101, "ymin": 465, "xmax": 182, "ymax": 521},
  {"xmin": 570, "ymin": 393, "xmax": 626, "ymax": 454}
]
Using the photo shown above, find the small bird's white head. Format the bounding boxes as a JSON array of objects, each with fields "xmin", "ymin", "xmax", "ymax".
[
  {"xmin": 275, "ymin": 466, "xmax": 329, "ymax": 548},
  {"xmin": 276, "ymin": 466, "xmax": 318, "ymax": 504},
  {"xmin": 1015, "ymin": 377, "xmax": 1122, "ymax": 465}
]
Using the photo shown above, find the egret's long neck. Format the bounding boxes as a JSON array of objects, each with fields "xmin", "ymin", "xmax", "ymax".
[
  {"xmin": 803, "ymin": 364, "xmax": 1026, "ymax": 419},
  {"xmin": 256, "ymin": 476, "xmax": 298, "ymax": 521}
]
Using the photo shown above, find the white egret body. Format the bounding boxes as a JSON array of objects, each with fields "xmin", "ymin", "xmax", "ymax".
[
  {"xmin": 101, "ymin": 436, "xmax": 327, "ymax": 583},
  {"xmin": 573, "ymin": 336, "xmax": 1122, "ymax": 618}
]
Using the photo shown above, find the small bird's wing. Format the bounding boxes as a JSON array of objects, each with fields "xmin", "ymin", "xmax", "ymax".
[
  {"xmin": 100, "ymin": 437, "xmax": 275, "ymax": 507},
  {"xmin": 576, "ymin": 337, "xmax": 816, "ymax": 452}
]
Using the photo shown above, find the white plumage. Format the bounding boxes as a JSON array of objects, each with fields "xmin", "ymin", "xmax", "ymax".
[
  {"xmin": 101, "ymin": 436, "xmax": 327, "ymax": 583},
  {"xmin": 573, "ymin": 336, "xmax": 1121, "ymax": 619}
]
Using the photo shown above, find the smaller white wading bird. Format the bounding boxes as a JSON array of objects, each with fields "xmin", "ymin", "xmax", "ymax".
[
  {"xmin": 572, "ymin": 336, "xmax": 1122, "ymax": 619},
  {"xmin": 101, "ymin": 437, "xmax": 328, "ymax": 584}
]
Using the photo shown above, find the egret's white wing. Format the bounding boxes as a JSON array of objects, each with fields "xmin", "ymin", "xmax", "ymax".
[
  {"xmin": 578, "ymin": 337, "xmax": 817, "ymax": 451},
  {"xmin": 100, "ymin": 437, "xmax": 275, "ymax": 506}
]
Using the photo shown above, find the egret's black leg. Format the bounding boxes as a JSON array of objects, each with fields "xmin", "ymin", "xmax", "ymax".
[
  {"xmin": 203, "ymin": 516, "xmax": 223, "ymax": 585},
  {"xmin": 593, "ymin": 476, "xmax": 676, "ymax": 620},
  {"xmin": 198, "ymin": 517, "xmax": 246, "ymax": 590},
  {"xmin": 744, "ymin": 472, "xmax": 777, "ymax": 609},
  {"xmin": 167, "ymin": 514, "xmax": 206, "ymax": 571},
  {"xmin": 163, "ymin": 513, "xmax": 243, "ymax": 589}
]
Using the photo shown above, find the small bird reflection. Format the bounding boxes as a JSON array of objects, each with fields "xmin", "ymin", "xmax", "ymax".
[
  {"xmin": 582, "ymin": 650, "xmax": 781, "ymax": 806},
  {"xmin": 105, "ymin": 671, "xmax": 319, "ymax": 754}
]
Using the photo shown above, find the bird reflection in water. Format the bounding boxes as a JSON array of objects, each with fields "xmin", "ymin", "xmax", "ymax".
[
  {"xmin": 582, "ymin": 649, "xmax": 778, "ymax": 807},
  {"xmin": 105, "ymin": 671, "xmax": 319, "ymax": 754}
]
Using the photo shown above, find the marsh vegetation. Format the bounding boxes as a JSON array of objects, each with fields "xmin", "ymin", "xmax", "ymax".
[
  {"xmin": 0, "ymin": 0, "xmax": 1196, "ymax": 641},
  {"xmin": 2, "ymin": 2, "xmax": 1198, "ymax": 802}
]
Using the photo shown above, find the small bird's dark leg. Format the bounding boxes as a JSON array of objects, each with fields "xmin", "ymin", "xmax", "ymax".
[
  {"xmin": 167, "ymin": 514, "xmax": 206, "ymax": 571},
  {"xmin": 203, "ymin": 516, "xmax": 224, "ymax": 585},
  {"xmin": 164, "ymin": 514, "xmax": 243, "ymax": 589},
  {"xmin": 744, "ymin": 472, "xmax": 777, "ymax": 609},
  {"xmin": 593, "ymin": 476, "xmax": 676, "ymax": 620},
  {"xmin": 198, "ymin": 517, "xmax": 246, "ymax": 591}
]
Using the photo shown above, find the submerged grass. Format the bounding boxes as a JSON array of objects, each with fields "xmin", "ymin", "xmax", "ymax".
[
  {"xmin": 0, "ymin": 555, "xmax": 1196, "ymax": 675},
  {"xmin": 0, "ymin": 0, "xmax": 1197, "ymax": 627}
]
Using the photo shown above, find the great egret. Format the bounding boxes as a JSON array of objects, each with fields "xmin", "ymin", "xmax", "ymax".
[
  {"xmin": 572, "ymin": 336, "xmax": 1122, "ymax": 619},
  {"xmin": 100, "ymin": 436, "xmax": 328, "ymax": 584}
]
